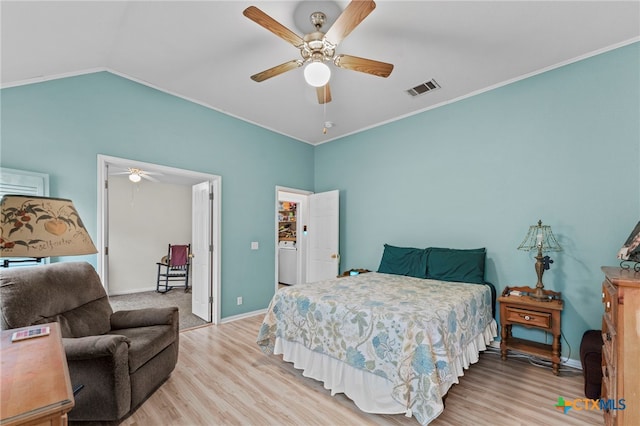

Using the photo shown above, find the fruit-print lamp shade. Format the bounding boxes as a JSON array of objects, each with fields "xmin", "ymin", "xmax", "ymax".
[{"xmin": 0, "ymin": 195, "xmax": 97, "ymax": 260}]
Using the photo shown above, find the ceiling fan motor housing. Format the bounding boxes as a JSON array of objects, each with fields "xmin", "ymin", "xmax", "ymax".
[
  {"xmin": 300, "ymin": 11, "xmax": 336, "ymax": 64},
  {"xmin": 302, "ymin": 32, "xmax": 335, "ymax": 63}
]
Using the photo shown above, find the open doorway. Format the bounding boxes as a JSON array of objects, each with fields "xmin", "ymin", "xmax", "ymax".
[
  {"xmin": 275, "ymin": 187, "xmax": 340, "ymax": 292},
  {"xmin": 97, "ymin": 155, "xmax": 221, "ymax": 324},
  {"xmin": 276, "ymin": 188, "xmax": 311, "ymax": 290}
]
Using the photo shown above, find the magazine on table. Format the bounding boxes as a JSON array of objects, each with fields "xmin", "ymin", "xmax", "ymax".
[{"xmin": 11, "ymin": 326, "xmax": 50, "ymax": 342}]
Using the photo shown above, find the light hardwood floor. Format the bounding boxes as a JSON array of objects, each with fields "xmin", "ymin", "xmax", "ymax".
[{"xmin": 121, "ymin": 315, "xmax": 602, "ymax": 426}]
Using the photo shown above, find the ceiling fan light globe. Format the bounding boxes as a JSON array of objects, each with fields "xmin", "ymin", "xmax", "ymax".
[
  {"xmin": 129, "ymin": 173, "xmax": 142, "ymax": 183},
  {"xmin": 304, "ymin": 62, "xmax": 331, "ymax": 87}
]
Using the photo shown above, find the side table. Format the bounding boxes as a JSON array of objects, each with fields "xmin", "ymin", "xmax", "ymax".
[
  {"xmin": 1, "ymin": 322, "xmax": 75, "ymax": 425},
  {"xmin": 339, "ymin": 268, "xmax": 371, "ymax": 277},
  {"xmin": 498, "ymin": 286, "xmax": 564, "ymax": 375}
]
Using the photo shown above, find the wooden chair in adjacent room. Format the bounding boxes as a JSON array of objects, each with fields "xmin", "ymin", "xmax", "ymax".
[{"xmin": 156, "ymin": 244, "xmax": 191, "ymax": 293}]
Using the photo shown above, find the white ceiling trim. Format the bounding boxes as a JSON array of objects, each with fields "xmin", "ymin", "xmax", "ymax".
[
  {"xmin": 0, "ymin": 67, "xmax": 108, "ymax": 89},
  {"xmin": 314, "ymin": 36, "xmax": 640, "ymax": 146},
  {"xmin": 2, "ymin": 37, "xmax": 638, "ymax": 147},
  {"xmin": 0, "ymin": 64, "xmax": 308, "ymax": 144},
  {"xmin": 104, "ymin": 68, "xmax": 309, "ymax": 145},
  {"xmin": 2, "ymin": 1, "xmax": 638, "ymax": 144}
]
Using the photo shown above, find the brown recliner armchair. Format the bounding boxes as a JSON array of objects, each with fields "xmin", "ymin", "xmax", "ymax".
[{"xmin": 0, "ymin": 261, "xmax": 179, "ymax": 423}]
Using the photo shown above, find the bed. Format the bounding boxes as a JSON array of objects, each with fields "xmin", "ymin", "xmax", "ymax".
[{"xmin": 257, "ymin": 245, "xmax": 497, "ymax": 425}]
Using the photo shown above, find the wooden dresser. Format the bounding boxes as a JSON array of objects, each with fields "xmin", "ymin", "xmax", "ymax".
[
  {"xmin": 0, "ymin": 322, "xmax": 75, "ymax": 426},
  {"xmin": 601, "ymin": 266, "xmax": 640, "ymax": 426}
]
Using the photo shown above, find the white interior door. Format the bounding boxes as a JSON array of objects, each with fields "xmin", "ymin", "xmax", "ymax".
[
  {"xmin": 191, "ymin": 181, "xmax": 212, "ymax": 321},
  {"xmin": 307, "ymin": 190, "xmax": 339, "ymax": 282}
]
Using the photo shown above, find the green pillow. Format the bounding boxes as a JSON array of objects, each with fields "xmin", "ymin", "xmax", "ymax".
[
  {"xmin": 377, "ymin": 244, "xmax": 428, "ymax": 278},
  {"xmin": 426, "ymin": 247, "xmax": 486, "ymax": 284}
]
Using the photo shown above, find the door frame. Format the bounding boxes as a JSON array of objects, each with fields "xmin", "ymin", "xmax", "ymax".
[
  {"xmin": 97, "ymin": 154, "xmax": 222, "ymax": 324},
  {"xmin": 275, "ymin": 186, "xmax": 312, "ymax": 292}
]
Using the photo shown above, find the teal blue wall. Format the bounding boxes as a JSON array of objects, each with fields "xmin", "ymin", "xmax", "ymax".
[
  {"xmin": 315, "ymin": 43, "xmax": 640, "ymax": 362},
  {"xmin": 2, "ymin": 44, "xmax": 638, "ymax": 363},
  {"xmin": 0, "ymin": 72, "xmax": 314, "ymax": 317}
]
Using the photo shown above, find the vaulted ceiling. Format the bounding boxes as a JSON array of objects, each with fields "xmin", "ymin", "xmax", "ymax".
[{"xmin": 2, "ymin": 1, "xmax": 639, "ymax": 145}]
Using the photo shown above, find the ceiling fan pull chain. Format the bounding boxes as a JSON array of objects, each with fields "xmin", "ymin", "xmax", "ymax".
[{"xmin": 322, "ymin": 90, "xmax": 328, "ymax": 134}]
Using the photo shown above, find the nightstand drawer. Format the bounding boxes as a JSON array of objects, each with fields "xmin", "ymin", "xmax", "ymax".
[{"xmin": 504, "ymin": 306, "xmax": 551, "ymax": 328}]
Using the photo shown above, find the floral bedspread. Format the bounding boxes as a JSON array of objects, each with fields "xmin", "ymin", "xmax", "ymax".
[{"xmin": 257, "ymin": 272, "xmax": 496, "ymax": 425}]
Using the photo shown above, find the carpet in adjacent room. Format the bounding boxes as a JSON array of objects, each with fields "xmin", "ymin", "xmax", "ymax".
[{"xmin": 109, "ymin": 290, "xmax": 208, "ymax": 330}]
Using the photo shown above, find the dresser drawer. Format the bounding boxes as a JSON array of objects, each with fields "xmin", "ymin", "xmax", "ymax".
[
  {"xmin": 602, "ymin": 279, "xmax": 617, "ymax": 324},
  {"xmin": 602, "ymin": 362, "xmax": 616, "ymax": 400},
  {"xmin": 602, "ymin": 378, "xmax": 615, "ymax": 426},
  {"xmin": 504, "ymin": 306, "xmax": 551, "ymax": 329},
  {"xmin": 601, "ymin": 314, "xmax": 616, "ymax": 366}
]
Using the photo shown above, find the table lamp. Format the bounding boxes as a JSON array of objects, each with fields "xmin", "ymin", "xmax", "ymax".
[
  {"xmin": 0, "ymin": 195, "xmax": 97, "ymax": 267},
  {"xmin": 517, "ymin": 220, "xmax": 562, "ymax": 302}
]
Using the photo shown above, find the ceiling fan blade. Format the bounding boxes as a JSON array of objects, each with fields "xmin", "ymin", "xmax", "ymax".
[
  {"xmin": 251, "ymin": 60, "xmax": 303, "ymax": 82},
  {"xmin": 324, "ymin": 0, "xmax": 376, "ymax": 46},
  {"xmin": 316, "ymin": 84, "xmax": 332, "ymax": 104},
  {"xmin": 334, "ymin": 54, "xmax": 393, "ymax": 78},
  {"xmin": 243, "ymin": 6, "xmax": 304, "ymax": 48}
]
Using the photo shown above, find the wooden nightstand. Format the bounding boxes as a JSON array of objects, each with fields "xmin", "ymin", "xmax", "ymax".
[
  {"xmin": 498, "ymin": 286, "xmax": 564, "ymax": 375},
  {"xmin": 339, "ymin": 269, "xmax": 370, "ymax": 277}
]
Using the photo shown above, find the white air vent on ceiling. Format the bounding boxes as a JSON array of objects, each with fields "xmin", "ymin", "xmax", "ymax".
[{"xmin": 406, "ymin": 79, "xmax": 441, "ymax": 97}]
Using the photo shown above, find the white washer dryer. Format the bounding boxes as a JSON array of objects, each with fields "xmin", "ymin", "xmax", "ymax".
[{"xmin": 278, "ymin": 241, "xmax": 297, "ymax": 285}]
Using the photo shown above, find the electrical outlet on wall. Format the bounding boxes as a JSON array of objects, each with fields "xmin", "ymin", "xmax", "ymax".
[{"xmin": 237, "ymin": 296, "xmax": 243, "ymax": 305}]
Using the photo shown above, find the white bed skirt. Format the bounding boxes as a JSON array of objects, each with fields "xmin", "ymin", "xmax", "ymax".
[{"xmin": 274, "ymin": 319, "xmax": 498, "ymax": 418}]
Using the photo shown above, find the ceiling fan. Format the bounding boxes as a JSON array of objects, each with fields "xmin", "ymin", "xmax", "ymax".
[
  {"xmin": 243, "ymin": 0, "xmax": 393, "ymax": 104},
  {"xmin": 112, "ymin": 168, "xmax": 161, "ymax": 183}
]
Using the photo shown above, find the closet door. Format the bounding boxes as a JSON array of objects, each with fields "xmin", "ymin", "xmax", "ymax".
[{"xmin": 307, "ymin": 190, "xmax": 339, "ymax": 283}]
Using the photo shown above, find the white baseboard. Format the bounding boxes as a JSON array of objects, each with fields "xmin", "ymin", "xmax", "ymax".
[
  {"xmin": 488, "ymin": 340, "xmax": 582, "ymax": 370},
  {"xmin": 563, "ymin": 358, "xmax": 582, "ymax": 370},
  {"xmin": 108, "ymin": 287, "xmax": 157, "ymax": 296},
  {"xmin": 221, "ymin": 309, "xmax": 267, "ymax": 324}
]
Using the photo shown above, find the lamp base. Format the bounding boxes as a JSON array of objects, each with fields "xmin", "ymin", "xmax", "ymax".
[
  {"xmin": 529, "ymin": 286, "xmax": 552, "ymax": 302},
  {"xmin": 530, "ymin": 250, "xmax": 552, "ymax": 301}
]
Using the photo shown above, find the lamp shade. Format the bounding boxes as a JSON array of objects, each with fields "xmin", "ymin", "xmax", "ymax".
[
  {"xmin": 304, "ymin": 61, "xmax": 331, "ymax": 87},
  {"xmin": 0, "ymin": 195, "xmax": 97, "ymax": 258},
  {"xmin": 517, "ymin": 220, "xmax": 562, "ymax": 252}
]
